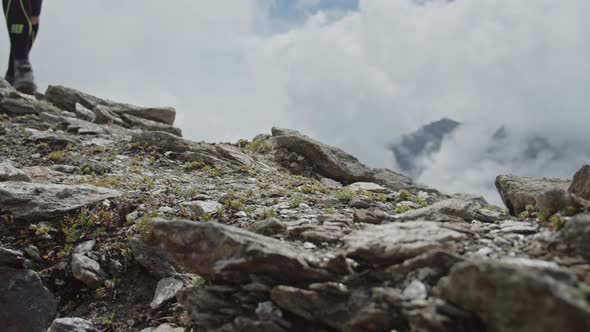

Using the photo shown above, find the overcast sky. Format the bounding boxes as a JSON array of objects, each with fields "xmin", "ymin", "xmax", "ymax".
[{"xmin": 3, "ymin": 0, "xmax": 589, "ymax": 202}]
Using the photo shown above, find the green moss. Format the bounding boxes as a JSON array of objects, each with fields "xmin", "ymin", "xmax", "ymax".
[
  {"xmin": 243, "ymin": 140, "xmax": 272, "ymax": 154},
  {"xmin": 398, "ymin": 189, "xmax": 411, "ymax": 201},
  {"xmin": 262, "ymin": 209, "xmax": 277, "ymax": 219},
  {"xmin": 395, "ymin": 204, "xmax": 412, "ymax": 214},
  {"xmin": 289, "ymin": 197, "xmax": 303, "ymax": 209},
  {"xmin": 336, "ymin": 189, "xmax": 355, "ymax": 203}
]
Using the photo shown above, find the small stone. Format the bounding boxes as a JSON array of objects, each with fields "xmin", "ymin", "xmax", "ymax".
[
  {"xmin": 234, "ymin": 211, "xmax": 248, "ymax": 218},
  {"xmin": 353, "ymin": 209, "xmax": 391, "ymax": 224},
  {"xmin": 23, "ymin": 245, "xmax": 42, "ymax": 262},
  {"xmin": 349, "ymin": 197, "xmax": 372, "ymax": 209},
  {"xmin": 150, "ymin": 277, "xmax": 184, "ymax": 309},
  {"xmin": 71, "ymin": 253, "xmax": 106, "ymax": 289},
  {"xmin": 48, "ymin": 317, "xmax": 98, "ymax": 332},
  {"xmin": 403, "ymin": 280, "xmax": 427, "ymax": 300},
  {"xmin": 181, "ymin": 200, "xmax": 222, "ymax": 217},
  {"xmin": 74, "ymin": 240, "xmax": 96, "ymax": 254},
  {"xmin": 303, "ymin": 242, "xmax": 317, "ymax": 250},
  {"xmin": 249, "ymin": 218, "xmax": 286, "ymax": 236}
]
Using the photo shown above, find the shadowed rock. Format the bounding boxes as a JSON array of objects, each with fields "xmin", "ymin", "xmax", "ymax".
[
  {"xmin": 272, "ymin": 127, "xmax": 374, "ymax": 184},
  {"xmin": 570, "ymin": 165, "xmax": 590, "ymax": 200},
  {"xmin": 437, "ymin": 259, "xmax": 590, "ymax": 332},
  {"xmin": 495, "ymin": 175, "xmax": 570, "ymax": 215},
  {"xmin": 553, "ymin": 213, "xmax": 590, "ymax": 261},
  {"xmin": 0, "ymin": 182, "xmax": 121, "ymax": 222},
  {"xmin": 151, "ymin": 219, "xmax": 330, "ymax": 283},
  {"xmin": 0, "ymin": 266, "xmax": 58, "ymax": 332},
  {"xmin": 48, "ymin": 317, "xmax": 98, "ymax": 332}
]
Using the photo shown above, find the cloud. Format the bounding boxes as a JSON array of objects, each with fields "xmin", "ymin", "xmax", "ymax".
[{"xmin": 3, "ymin": 0, "xmax": 589, "ymax": 203}]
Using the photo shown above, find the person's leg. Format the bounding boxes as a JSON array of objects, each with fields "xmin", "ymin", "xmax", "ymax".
[{"xmin": 3, "ymin": 0, "xmax": 36, "ymax": 93}]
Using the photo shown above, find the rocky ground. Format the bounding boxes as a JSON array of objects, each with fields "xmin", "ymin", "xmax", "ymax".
[{"xmin": 1, "ymin": 80, "xmax": 590, "ymax": 332}]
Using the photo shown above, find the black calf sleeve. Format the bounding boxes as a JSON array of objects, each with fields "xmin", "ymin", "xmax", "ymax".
[{"xmin": 3, "ymin": 0, "xmax": 33, "ymax": 60}]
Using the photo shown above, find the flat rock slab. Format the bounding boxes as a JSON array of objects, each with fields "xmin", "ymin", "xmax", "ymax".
[
  {"xmin": 495, "ymin": 175, "xmax": 570, "ymax": 216},
  {"xmin": 0, "ymin": 266, "xmax": 58, "ymax": 332},
  {"xmin": 48, "ymin": 317, "xmax": 98, "ymax": 332},
  {"xmin": 346, "ymin": 182, "xmax": 389, "ymax": 193},
  {"xmin": 0, "ymin": 162, "xmax": 31, "ymax": 182},
  {"xmin": 45, "ymin": 85, "xmax": 176, "ymax": 125},
  {"xmin": 437, "ymin": 259, "xmax": 590, "ymax": 332},
  {"xmin": 272, "ymin": 127, "xmax": 374, "ymax": 184},
  {"xmin": 151, "ymin": 219, "xmax": 329, "ymax": 283},
  {"xmin": 396, "ymin": 198, "xmax": 502, "ymax": 223},
  {"xmin": 342, "ymin": 221, "xmax": 467, "ymax": 265},
  {"xmin": 0, "ymin": 182, "xmax": 121, "ymax": 222}
]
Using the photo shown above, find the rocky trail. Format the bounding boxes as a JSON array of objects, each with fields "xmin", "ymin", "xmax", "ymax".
[{"xmin": 1, "ymin": 79, "xmax": 590, "ymax": 332}]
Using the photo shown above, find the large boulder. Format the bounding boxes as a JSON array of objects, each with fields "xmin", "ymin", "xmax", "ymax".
[
  {"xmin": 271, "ymin": 127, "xmax": 374, "ymax": 184},
  {"xmin": 151, "ymin": 219, "xmax": 330, "ymax": 283},
  {"xmin": 0, "ymin": 182, "xmax": 121, "ymax": 222},
  {"xmin": 569, "ymin": 165, "xmax": 590, "ymax": 200},
  {"xmin": 0, "ymin": 266, "xmax": 58, "ymax": 332},
  {"xmin": 495, "ymin": 175, "xmax": 570, "ymax": 215},
  {"xmin": 553, "ymin": 213, "xmax": 590, "ymax": 261},
  {"xmin": 342, "ymin": 221, "xmax": 467, "ymax": 265},
  {"xmin": 437, "ymin": 259, "xmax": 590, "ymax": 332}
]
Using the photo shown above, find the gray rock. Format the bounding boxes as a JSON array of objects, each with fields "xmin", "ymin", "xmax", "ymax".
[
  {"xmin": 348, "ymin": 197, "xmax": 372, "ymax": 209},
  {"xmin": 120, "ymin": 113, "xmax": 182, "ymax": 137},
  {"xmin": 342, "ymin": 222, "xmax": 467, "ymax": 265},
  {"xmin": 0, "ymin": 162, "xmax": 31, "ymax": 182},
  {"xmin": 372, "ymin": 168, "xmax": 442, "ymax": 196},
  {"xmin": 249, "ymin": 218, "xmax": 286, "ymax": 236},
  {"xmin": 346, "ymin": 182, "xmax": 389, "ymax": 193},
  {"xmin": 91, "ymin": 105, "xmax": 125, "ymax": 126},
  {"xmin": 71, "ymin": 253, "xmax": 106, "ymax": 289},
  {"xmin": 129, "ymin": 238, "xmax": 183, "ymax": 279},
  {"xmin": 353, "ymin": 208, "xmax": 391, "ymax": 224},
  {"xmin": 495, "ymin": 175, "xmax": 571, "ymax": 216},
  {"xmin": 0, "ymin": 247, "xmax": 26, "ymax": 268},
  {"xmin": 553, "ymin": 213, "xmax": 590, "ymax": 261},
  {"xmin": 73, "ymin": 103, "xmax": 96, "ymax": 122},
  {"xmin": 319, "ymin": 177, "xmax": 342, "ymax": 189},
  {"xmin": 437, "ymin": 259, "xmax": 590, "ymax": 332},
  {"xmin": 26, "ymin": 129, "xmax": 79, "ymax": 149},
  {"xmin": 23, "ymin": 245, "xmax": 42, "ymax": 262},
  {"xmin": 130, "ymin": 130, "xmax": 190, "ymax": 151},
  {"xmin": 449, "ymin": 193, "xmax": 490, "ymax": 206},
  {"xmin": 569, "ymin": 165, "xmax": 590, "ymax": 200},
  {"xmin": 140, "ymin": 324, "xmax": 184, "ymax": 332},
  {"xmin": 73, "ymin": 240, "xmax": 96, "ymax": 254},
  {"xmin": 48, "ymin": 317, "xmax": 98, "ymax": 332},
  {"xmin": 535, "ymin": 188, "xmax": 576, "ymax": 216},
  {"xmin": 151, "ymin": 219, "xmax": 329, "ymax": 283},
  {"xmin": 0, "ymin": 266, "xmax": 58, "ymax": 332},
  {"xmin": 271, "ymin": 127, "xmax": 374, "ymax": 184},
  {"xmin": 0, "ymin": 96, "xmax": 61, "ymax": 116},
  {"xmin": 396, "ymin": 198, "xmax": 502, "ymax": 223},
  {"xmin": 150, "ymin": 277, "xmax": 184, "ymax": 309},
  {"xmin": 0, "ymin": 182, "xmax": 121, "ymax": 222},
  {"xmin": 182, "ymin": 200, "xmax": 222, "ymax": 217},
  {"xmin": 45, "ymin": 85, "xmax": 176, "ymax": 125},
  {"xmin": 378, "ymin": 250, "xmax": 464, "ymax": 286},
  {"xmin": 22, "ymin": 166, "xmax": 64, "ymax": 183}
]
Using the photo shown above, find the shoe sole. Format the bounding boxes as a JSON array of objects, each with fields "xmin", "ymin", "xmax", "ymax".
[{"xmin": 14, "ymin": 81, "xmax": 37, "ymax": 95}]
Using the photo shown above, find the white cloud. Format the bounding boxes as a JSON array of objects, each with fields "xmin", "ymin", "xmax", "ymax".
[{"xmin": 3, "ymin": 0, "xmax": 589, "ymax": 203}]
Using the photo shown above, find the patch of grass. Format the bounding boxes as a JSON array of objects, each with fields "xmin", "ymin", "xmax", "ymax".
[
  {"xmin": 395, "ymin": 204, "xmax": 412, "ymax": 214},
  {"xmin": 134, "ymin": 215, "xmax": 152, "ymax": 240},
  {"xmin": 46, "ymin": 150, "xmax": 66, "ymax": 162},
  {"xmin": 225, "ymin": 199, "xmax": 243, "ymax": 211},
  {"xmin": 398, "ymin": 189, "xmax": 411, "ymax": 201},
  {"xmin": 243, "ymin": 140, "xmax": 272, "ymax": 154},
  {"xmin": 289, "ymin": 197, "xmax": 303, "ymax": 209},
  {"xmin": 549, "ymin": 215, "xmax": 566, "ymax": 230},
  {"xmin": 262, "ymin": 209, "xmax": 277, "ymax": 219},
  {"xmin": 185, "ymin": 161, "xmax": 207, "ymax": 171},
  {"xmin": 324, "ymin": 208, "xmax": 337, "ymax": 214},
  {"xmin": 62, "ymin": 207, "xmax": 113, "ymax": 244},
  {"xmin": 336, "ymin": 189, "xmax": 355, "ymax": 203}
]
